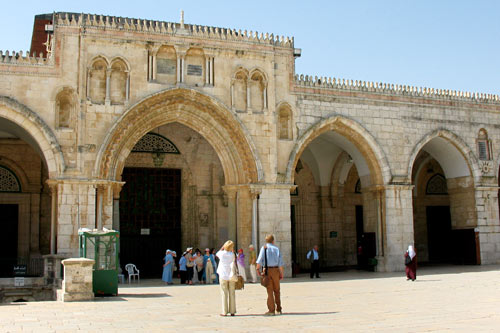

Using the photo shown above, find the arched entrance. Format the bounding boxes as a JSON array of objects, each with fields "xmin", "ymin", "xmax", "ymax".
[
  {"xmin": 0, "ymin": 96, "xmax": 64, "ymax": 277},
  {"xmin": 409, "ymin": 130, "xmax": 480, "ymax": 265},
  {"xmin": 96, "ymin": 88, "xmax": 261, "ymax": 277},
  {"xmin": 286, "ymin": 116, "xmax": 390, "ymax": 271}
]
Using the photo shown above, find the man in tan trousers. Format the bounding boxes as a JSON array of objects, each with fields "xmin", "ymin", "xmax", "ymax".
[{"xmin": 256, "ymin": 234, "xmax": 284, "ymax": 315}]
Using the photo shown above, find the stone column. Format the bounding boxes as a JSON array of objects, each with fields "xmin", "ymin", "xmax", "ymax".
[
  {"xmin": 30, "ymin": 192, "xmax": 41, "ymax": 255},
  {"xmin": 112, "ymin": 182, "xmax": 124, "ymax": 231},
  {"xmin": 223, "ymin": 186, "xmax": 238, "ymax": 243},
  {"xmin": 376, "ymin": 184, "xmax": 415, "ymax": 272},
  {"xmin": 46, "ymin": 180, "xmax": 59, "ymax": 255},
  {"xmin": 61, "ymin": 258, "xmax": 95, "ymax": 302},
  {"xmin": 475, "ymin": 186, "xmax": 500, "ymax": 264},
  {"xmin": 125, "ymin": 71, "xmax": 130, "ymax": 102},
  {"xmin": 257, "ymin": 184, "xmax": 293, "ymax": 277},
  {"xmin": 250, "ymin": 187, "xmax": 262, "ymax": 248},
  {"xmin": 96, "ymin": 184, "xmax": 104, "ymax": 230},
  {"xmin": 105, "ymin": 68, "xmax": 111, "ymax": 105}
]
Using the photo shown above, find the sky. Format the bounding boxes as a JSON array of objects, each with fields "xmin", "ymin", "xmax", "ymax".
[{"xmin": 0, "ymin": 0, "xmax": 498, "ymax": 95}]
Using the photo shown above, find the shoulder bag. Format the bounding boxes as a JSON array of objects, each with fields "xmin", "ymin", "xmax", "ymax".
[
  {"xmin": 260, "ymin": 247, "xmax": 270, "ymax": 288},
  {"xmin": 232, "ymin": 253, "xmax": 245, "ymax": 290},
  {"xmin": 405, "ymin": 254, "xmax": 412, "ymax": 265}
]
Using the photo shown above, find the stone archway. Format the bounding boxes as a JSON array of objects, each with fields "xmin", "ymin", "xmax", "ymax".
[
  {"xmin": 95, "ymin": 88, "xmax": 262, "ymax": 184},
  {"xmin": 286, "ymin": 115, "xmax": 390, "ymax": 187},
  {"xmin": 409, "ymin": 129, "xmax": 480, "ymax": 265},
  {"xmin": 0, "ymin": 96, "xmax": 65, "ymax": 177}
]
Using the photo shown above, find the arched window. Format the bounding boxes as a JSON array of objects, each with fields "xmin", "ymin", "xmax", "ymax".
[
  {"xmin": 55, "ymin": 88, "xmax": 76, "ymax": 128},
  {"xmin": 278, "ymin": 104, "xmax": 293, "ymax": 140},
  {"xmin": 249, "ymin": 71, "xmax": 266, "ymax": 112},
  {"xmin": 156, "ymin": 45, "xmax": 177, "ymax": 85},
  {"xmin": 355, "ymin": 179, "xmax": 362, "ymax": 193},
  {"xmin": 185, "ymin": 48, "xmax": 205, "ymax": 86},
  {"xmin": 477, "ymin": 128, "xmax": 492, "ymax": 160},
  {"xmin": 426, "ymin": 174, "xmax": 448, "ymax": 195},
  {"xmin": 0, "ymin": 165, "xmax": 21, "ymax": 192},
  {"xmin": 110, "ymin": 59, "xmax": 128, "ymax": 104},
  {"xmin": 232, "ymin": 69, "xmax": 248, "ymax": 112},
  {"xmin": 88, "ymin": 58, "xmax": 107, "ymax": 103}
]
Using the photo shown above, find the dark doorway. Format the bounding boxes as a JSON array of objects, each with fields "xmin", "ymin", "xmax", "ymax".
[
  {"xmin": 355, "ymin": 205, "xmax": 365, "ymax": 267},
  {"xmin": 426, "ymin": 206, "xmax": 452, "ymax": 263},
  {"xmin": 291, "ymin": 205, "xmax": 296, "ymax": 263},
  {"xmin": 120, "ymin": 168, "xmax": 181, "ymax": 278},
  {"xmin": 0, "ymin": 204, "xmax": 18, "ymax": 277}
]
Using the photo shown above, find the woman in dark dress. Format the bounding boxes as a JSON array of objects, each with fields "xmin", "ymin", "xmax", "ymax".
[{"xmin": 404, "ymin": 245, "xmax": 417, "ymax": 281}]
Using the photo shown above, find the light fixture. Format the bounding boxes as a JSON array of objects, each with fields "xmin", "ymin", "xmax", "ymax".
[{"xmin": 151, "ymin": 128, "xmax": 165, "ymax": 167}]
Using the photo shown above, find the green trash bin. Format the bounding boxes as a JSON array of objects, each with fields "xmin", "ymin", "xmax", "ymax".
[{"xmin": 79, "ymin": 230, "xmax": 120, "ymax": 296}]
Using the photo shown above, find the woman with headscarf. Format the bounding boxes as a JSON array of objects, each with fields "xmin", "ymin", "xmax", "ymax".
[
  {"xmin": 404, "ymin": 245, "xmax": 417, "ymax": 281},
  {"xmin": 210, "ymin": 248, "xmax": 219, "ymax": 284},
  {"xmin": 204, "ymin": 248, "xmax": 214, "ymax": 284},
  {"xmin": 236, "ymin": 248, "xmax": 247, "ymax": 282},
  {"xmin": 217, "ymin": 240, "xmax": 237, "ymax": 316},
  {"xmin": 162, "ymin": 249, "xmax": 174, "ymax": 285}
]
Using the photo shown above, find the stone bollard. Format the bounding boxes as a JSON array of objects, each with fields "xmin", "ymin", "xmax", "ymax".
[{"xmin": 61, "ymin": 258, "xmax": 95, "ymax": 302}]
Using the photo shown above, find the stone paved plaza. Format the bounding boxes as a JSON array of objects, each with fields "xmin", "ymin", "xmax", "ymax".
[{"xmin": 1, "ymin": 265, "xmax": 499, "ymax": 332}]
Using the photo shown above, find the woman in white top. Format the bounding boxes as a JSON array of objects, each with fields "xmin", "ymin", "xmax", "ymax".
[{"xmin": 216, "ymin": 240, "xmax": 237, "ymax": 316}]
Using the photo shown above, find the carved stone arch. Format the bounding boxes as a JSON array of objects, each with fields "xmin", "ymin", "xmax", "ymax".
[
  {"xmin": 286, "ymin": 115, "xmax": 391, "ymax": 186},
  {"xmin": 87, "ymin": 55, "xmax": 109, "ymax": 103},
  {"xmin": 231, "ymin": 67, "xmax": 249, "ymax": 111},
  {"xmin": 110, "ymin": 57, "xmax": 130, "ymax": 104},
  {"xmin": 248, "ymin": 68, "xmax": 267, "ymax": 111},
  {"xmin": 95, "ymin": 88, "xmax": 263, "ymax": 185},
  {"xmin": 277, "ymin": 102, "xmax": 293, "ymax": 140},
  {"xmin": 54, "ymin": 86, "xmax": 77, "ymax": 128},
  {"xmin": 407, "ymin": 129, "xmax": 480, "ymax": 184},
  {"xmin": 0, "ymin": 96, "xmax": 64, "ymax": 177}
]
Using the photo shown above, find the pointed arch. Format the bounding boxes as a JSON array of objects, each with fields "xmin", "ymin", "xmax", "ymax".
[
  {"xmin": 95, "ymin": 88, "xmax": 263, "ymax": 184},
  {"xmin": 407, "ymin": 129, "xmax": 480, "ymax": 184},
  {"xmin": 286, "ymin": 115, "xmax": 391, "ymax": 186},
  {"xmin": 0, "ymin": 96, "xmax": 64, "ymax": 177}
]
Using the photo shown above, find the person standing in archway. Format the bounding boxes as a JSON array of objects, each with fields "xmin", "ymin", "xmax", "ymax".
[
  {"xmin": 405, "ymin": 245, "xmax": 417, "ymax": 281},
  {"xmin": 307, "ymin": 245, "xmax": 320, "ymax": 279}
]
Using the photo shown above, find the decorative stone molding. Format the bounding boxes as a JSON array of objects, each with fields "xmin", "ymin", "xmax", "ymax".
[
  {"xmin": 55, "ymin": 13, "xmax": 294, "ymax": 49},
  {"xmin": 479, "ymin": 160, "xmax": 494, "ymax": 176},
  {"xmin": 294, "ymin": 74, "xmax": 500, "ymax": 104}
]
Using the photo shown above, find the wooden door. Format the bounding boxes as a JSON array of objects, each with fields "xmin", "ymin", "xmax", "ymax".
[{"xmin": 120, "ymin": 168, "xmax": 181, "ymax": 278}]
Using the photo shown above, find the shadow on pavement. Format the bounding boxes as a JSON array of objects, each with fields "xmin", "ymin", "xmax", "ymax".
[
  {"xmin": 235, "ymin": 311, "xmax": 337, "ymax": 317},
  {"xmin": 96, "ymin": 293, "xmax": 171, "ymax": 301}
]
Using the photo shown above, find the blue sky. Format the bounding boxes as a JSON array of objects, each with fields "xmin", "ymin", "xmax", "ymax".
[{"xmin": 1, "ymin": 1, "xmax": 498, "ymax": 94}]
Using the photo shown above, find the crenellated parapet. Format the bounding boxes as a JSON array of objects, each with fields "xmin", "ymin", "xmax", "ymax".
[
  {"xmin": 54, "ymin": 12, "xmax": 294, "ymax": 48},
  {"xmin": 0, "ymin": 50, "xmax": 53, "ymax": 66},
  {"xmin": 294, "ymin": 74, "xmax": 500, "ymax": 103}
]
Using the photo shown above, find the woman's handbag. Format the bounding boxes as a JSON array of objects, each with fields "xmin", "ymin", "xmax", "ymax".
[
  {"xmin": 405, "ymin": 254, "xmax": 412, "ymax": 265},
  {"xmin": 260, "ymin": 247, "xmax": 270, "ymax": 288},
  {"xmin": 232, "ymin": 254, "xmax": 245, "ymax": 290}
]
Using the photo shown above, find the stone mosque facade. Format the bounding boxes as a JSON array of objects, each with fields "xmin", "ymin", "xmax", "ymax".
[{"xmin": 1, "ymin": 12, "xmax": 499, "ymax": 279}]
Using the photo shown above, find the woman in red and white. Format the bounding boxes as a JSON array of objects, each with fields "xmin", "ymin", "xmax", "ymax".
[{"xmin": 404, "ymin": 245, "xmax": 417, "ymax": 281}]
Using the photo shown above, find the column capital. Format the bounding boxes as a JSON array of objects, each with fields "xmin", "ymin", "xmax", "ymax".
[
  {"xmin": 146, "ymin": 42, "xmax": 161, "ymax": 54},
  {"xmin": 46, "ymin": 179, "xmax": 60, "ymax": 193},
  {"xmin": 174, "ymin": 44, "xmax": 188, "ymax": 56}
]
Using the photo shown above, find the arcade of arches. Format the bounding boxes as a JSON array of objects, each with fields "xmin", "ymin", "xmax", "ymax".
[{"xmin": 1, "ymin": 12, "xmax": 500, "ymax": 281}]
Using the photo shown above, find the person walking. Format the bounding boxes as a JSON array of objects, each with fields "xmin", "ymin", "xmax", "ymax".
[
  {"xmin": 306, "ymin": 245, "xmax": 320, "ymax": 278},
  {"xmin": 405, "ymin": 245, "xmax": 417, "ymax": 281},
  {"xmin": 248, "ymin": 244, "xmax": 257, "ymax": 283},
  {"xmin": 216, "ymin": 240, "xmax": 237, "ymax": 316},
  {"xmin": 170, "ymin": 251, "xmax": 177, "ymax": 282},
  {"xmin": 236, "ymin": 249, "xmax": 247, "ymax": 282},
  {"xmin": 256, "ymin": 234, "xmax": 284, "ymax": 316},
  {"xmin": 162, "ymin": 249, "xmax": 174, "ymax": 284}
]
